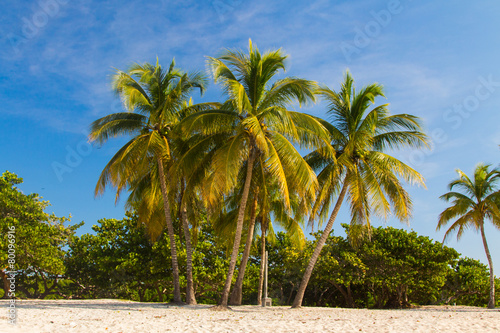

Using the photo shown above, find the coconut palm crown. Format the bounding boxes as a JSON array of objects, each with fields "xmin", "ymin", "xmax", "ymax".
[
  {"xmin": 292, "ymin": 71, "xmax": 429, "ymax": 308},
  {"xmin": 180, "ymin": 39, "xmax": 330, "ymax": 307},
  {"xmin": 89, "ymin": 59, "xmax": 209, "ymax": 304},
  {"xmin": 438, "ymin": 163, "xmax": 500, "ymax": 308}
]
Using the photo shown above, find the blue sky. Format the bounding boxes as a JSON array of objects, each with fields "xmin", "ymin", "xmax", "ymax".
[{"xmin": 1, "ymin": 0, "xmax": 500, "ymax": 270}]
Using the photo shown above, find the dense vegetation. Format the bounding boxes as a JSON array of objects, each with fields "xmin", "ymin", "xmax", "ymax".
[
  {"xmin": 0, "ymin": 171, "xmax": 81, "ymax": 299},
  {"xmin": 1, "ymin": 172, "xmax": 498, "ymax": 307}
]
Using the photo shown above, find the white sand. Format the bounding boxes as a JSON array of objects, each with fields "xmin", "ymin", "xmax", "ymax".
[{"xmin": 1, "ymin": 299, "xmax": 499, "ymax": 333}]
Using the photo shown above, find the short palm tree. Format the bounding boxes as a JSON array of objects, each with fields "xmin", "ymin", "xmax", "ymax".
[
  {"xmin": 125, "ymin": 156, "xmax": 205, "ymax": 305},
  {"xmin": 255, "ymin": 181, "xmax": 306, "ymax": 305},
  {"xmin": 214, "ymin": 184, "xmax": 260, "ymax": 306},
  {"xmin": 180, "ymin": 40, "xmax": 328, "ymax": 307},
  {"xmin": 438, "ymin": 163, "xmax": 500, "ymax": 308},
  {"xmin": 89, "ymin": 59, "xmax": 208, "ymax": 304},
  {"xmin": 291, "ymin": 72, "xmax": 429, "ymax": 308},
  {"xmin": 226, "ymin": 169, "xmax": 307, "ymax": 305}
]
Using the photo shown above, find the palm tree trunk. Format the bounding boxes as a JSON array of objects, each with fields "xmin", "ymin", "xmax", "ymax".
[
  {"xmin": 257, "ymin": 218, "xmax": 267, "ymax": 305},
  {"xmin": 180, "ymin": 196, "xmax": 197, "ymax": 305},
  {"xmin": 157, "ymin": 156, "xmax": 183, "ymax": 304},
  {"xmin": 229, "ymin": 194, "xmax": 258, "ymax": 305},
  {"xmin": 291, "ymin": 181, "xmax": 348, "ymax": 308},
  {"xmin": 219, "ymin": 149, "xmax": 257, "ymax": 307},
  {"xmin": 480, "ymin": 222, "xmax": 495, "ymax": 309},
  {"xmin": 1, "ymin": 269, "xmax": 10, "ymax": 298}
]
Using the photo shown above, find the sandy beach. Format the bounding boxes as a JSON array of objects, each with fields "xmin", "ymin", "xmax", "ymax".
[{"xmin": 1, "ymin": 299, "xmax": 499, "ymax": 333}]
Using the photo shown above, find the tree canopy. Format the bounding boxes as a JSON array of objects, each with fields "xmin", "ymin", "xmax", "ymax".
[{"xmin": 0, "ymin": 171, "xmax": 81, "ymax": 299}]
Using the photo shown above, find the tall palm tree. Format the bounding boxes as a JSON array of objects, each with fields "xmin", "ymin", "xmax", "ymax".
[
  {"xmin": 89, "ymin": 59, "xmax": 208, "ymax": 304},
  {"xmin": 291, "ymin": 72, "xmax": 429, "ymax": 308},
  {"xmin": 438, "ymin": 163, "xmax": 500, "ymax": 308},
  {"xmin": 180, "ymin": 40, "xmax": 328, "ymax": 308}
]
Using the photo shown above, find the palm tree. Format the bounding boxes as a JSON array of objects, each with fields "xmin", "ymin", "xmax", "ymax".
[
  {"xmin": 219, "ymin": 186, "xmax": 259, "ymax": 306},
  {"xmin": 438, "ymin": 163, "xmax": 500, "ymax": 308},
  {"xmin": 255, "ymin": 183, "xmax": 306, "ymax": 305},
  {"xmin": 125, "ymin": 159, "xmax": 204, "ymax": 305},
  {"xmin": 89, "ymin": 59, "xmax": 208, "ymax": 304},
  {"xmin": 227, "ymin": 173, "xmax": 307, "ymax": 305},
  {"xmin": 211, "ymin": 136, "xmax": 309, "ymax": 306},
  {"xmin": 291, "ymin": 72, "xmax": 429, "ymax": 308},
  {"xmin": 180, "ymin": 40, "xmax": 328, "ymax": 308}
]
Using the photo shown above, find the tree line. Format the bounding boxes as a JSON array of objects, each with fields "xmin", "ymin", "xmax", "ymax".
[
  {"xmin": 1, "ymin": 40, "xmax": 499, "ymax": 308},
  {"xmin": 0, "ymin": 180, "xmax": 497, "ymax": 308}
]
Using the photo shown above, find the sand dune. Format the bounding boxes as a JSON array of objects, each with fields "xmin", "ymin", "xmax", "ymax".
[{"xmin": 1, "ymin": 299, "xmax": 499, "ymax": 332}]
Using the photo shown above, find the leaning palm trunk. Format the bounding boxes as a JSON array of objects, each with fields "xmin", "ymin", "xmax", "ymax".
[
  {"xmin": 157, "ymin": 157, "xmax": 182, "ymax": 304},
  {"xmin": 219, "ymin": 150, "xmax": 257, "ymax": 307},
  {"xmin": 292, "ymin": 182, "xmax": 348, "ymax": 308},
  {"xmin": 181, "ymin": 200, "xmax": 197, "ymax": 305},
  {"xmin": 257, "ymin": 218, "xmax": 267, "ymax": 305},
  {"xmin": 229, "ymin": 195, "xmax": 258, "ymax": 305},
  {"xmin": 480, "ymin": 223, "xmax": 496, "ymax": 308}
]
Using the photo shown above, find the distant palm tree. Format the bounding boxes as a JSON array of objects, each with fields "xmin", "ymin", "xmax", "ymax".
[
  {"xmin": 180, "ymin": 40, "xmax": 328, "ymax": 307},
  {"xmin": 89, "ymin": 59, "xmax": 208, "ymax": 304},
  {"xmin": 292, "ymin": 72, "xmax": 428, "ymax": 308},
  {"xmin": 438, "ymin": 163, "xmax": 500, "ymax": 308}
]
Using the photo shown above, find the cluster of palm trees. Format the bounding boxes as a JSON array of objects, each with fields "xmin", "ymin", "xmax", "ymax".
[{"xmin": 89, "ymin": 40, "xmax": 431, "ymax": 309}]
